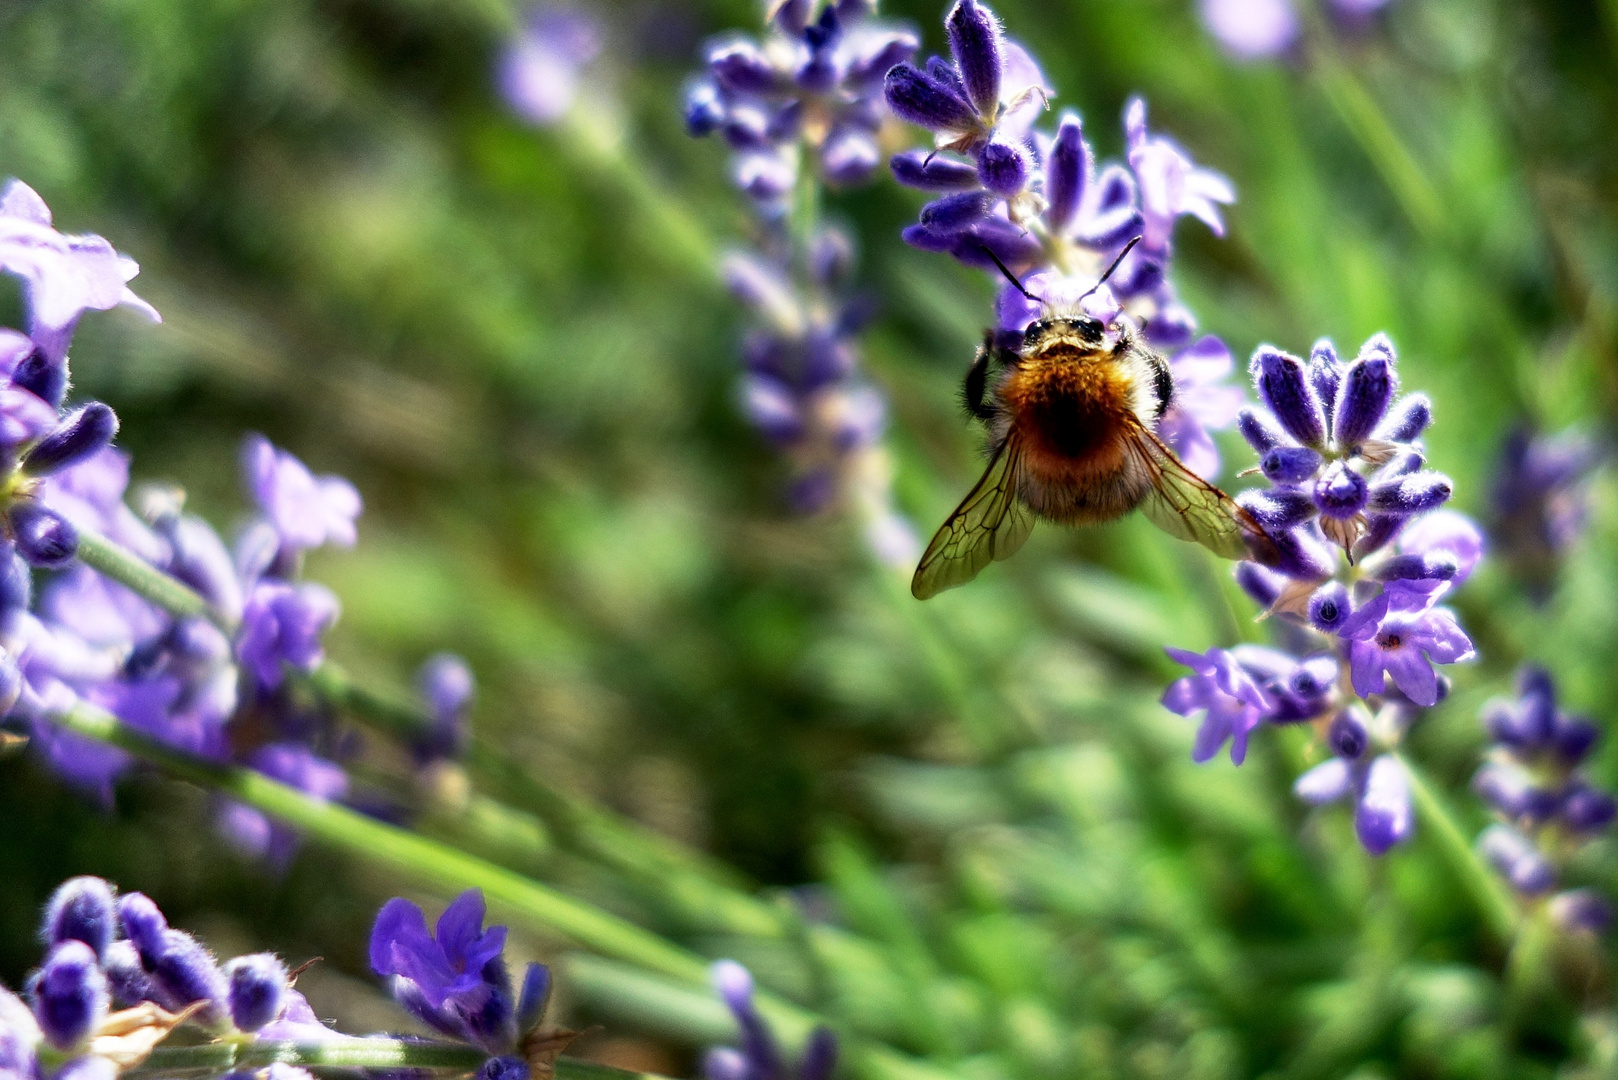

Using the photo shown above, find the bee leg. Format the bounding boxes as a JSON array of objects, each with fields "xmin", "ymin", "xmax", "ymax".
[{"xmin": 962, "ymin": 337, "xmax": 998, "ymax": 421}]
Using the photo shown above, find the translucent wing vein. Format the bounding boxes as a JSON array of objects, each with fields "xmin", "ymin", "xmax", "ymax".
[
  {"xmin": 1128, "ymin": 424, "xmax": 1270, "ymax": 561},
  {"xmin": 911, "ymin": 438, "xmax": 1035, "ymax": 599}
]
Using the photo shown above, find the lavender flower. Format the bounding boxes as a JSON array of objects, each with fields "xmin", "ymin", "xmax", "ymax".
[
  {"xmin": 0, "ymin": 877, "xmax": 580, "ymax": 1080},
  {"xmin": 29, "ymin": 941, "xmax": 109, "ymax": 1050},
  {"xmin": 688, "ymin": 0, "xmax": 917, "ymax": 200},
  {"xmin": 414, "ymin": 653, "xmax": 474, "ymax": 765},
  {"xmin": 688, "ymin": 7, "xmax": 919, "ymax": 568},
  {"xmin": 1161, "ymin": 647, "xmax": 1274, "ymax": 765},
  {"xmin": 886, "ymin": 8, "xmax": 1245, "ymax": 475},
  {"xmin": 1161, "ymin": 333, "xmax": 1478, "ymax": 856},
  {"xmin": 1489, "ymin": 425, "xmax": 1603, "ymax": 595},
  {"xmin": 498, "ymin": 6, "xmax": 603, "ymax": 126},
  {"xmin": 370, "ymin": 889, "xmax": 549, "ymax": 1057},
  {"xmin": 704, "ymin": 961, "xmax": 837, "ymax": 1080},
  {"xmin": 242, "ymin": 435, "xmax": 362, "ymax": 556},
  {"xmin": 0, "ymin": 180, "xmax": 159, "ymax": 370},
  {"xmin": 1199, "ymin": 0, "xmax": 1399, "ymax": 61},
  {"xmin": 1473, "ymin": 667, "xmax": 1616, "ymax": 930},
  {"xmin": 1295, "ymin": 742, "xmax": 1414, "ymax": 856},
  {"xmin": 1198, "ymin": 0, "xmax": 1299, "ymax": 61}
]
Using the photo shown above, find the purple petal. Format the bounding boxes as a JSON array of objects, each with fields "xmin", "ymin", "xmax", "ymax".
[
  {"xmin": 1294, "ymin": 758, "xmax": 1354, "ymax": 804},
  {"xmin": 1355, "ymin": 755, "xmax": 1413, "ymax": 855}
]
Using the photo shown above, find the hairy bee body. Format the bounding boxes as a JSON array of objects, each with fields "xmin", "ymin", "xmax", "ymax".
[
  {"xmin": 912, "ymin": 310, "xmax": 1265, "ymax": 600},
  {"xmin": 981, "ymin": 320, "xmax": 1172, "ymax": 525}
]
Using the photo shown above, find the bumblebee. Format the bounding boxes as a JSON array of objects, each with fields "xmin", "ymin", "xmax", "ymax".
[{"xmin": 912, "ymin": 250, "xmax": 1274, "ymax": 600}]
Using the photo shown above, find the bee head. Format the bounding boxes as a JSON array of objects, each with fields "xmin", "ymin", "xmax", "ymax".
[{"xmin": 1024, "ymin": 316, "xmax": 1106, "ymax": 350}]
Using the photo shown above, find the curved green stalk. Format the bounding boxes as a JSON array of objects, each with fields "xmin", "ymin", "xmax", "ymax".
[
  {"xmin": 1310, "ymin": 47, "xmax": 1444, "ymax": 241},
  {"xmin": 45, "ymin": 700, "xmax": 953, "ymax": 1080},
  {"xmin": 1398, "ymin": 753, "xmax": 1519, "ymax": 940},
  {"xmin": 69, "ymin": 526, "xmax": 780, "ymax": 935},
  {"xmin": 127, "ymin": 1037, "xmax": 663, "ymax": 1080},
  {"xmin": 75, "ymin": 529, "xmax": 218, "ymax": 624}
]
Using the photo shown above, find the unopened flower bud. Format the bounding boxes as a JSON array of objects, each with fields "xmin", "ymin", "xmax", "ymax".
[
  {"xmin": 24, "ymin": 403, "xmax": 119, "ymax": 477},
  {"xmin": 31, "ymin": 940, "xmax": 109, "ymax": 1050},
  {"xmin": 41, "ymin": 877, "xmax": 118, "ymax": 958},
  {"xmin": 225, "ymin": 953, "xmax": 288, "ymax": 1032},
  {"xmin": 10, "ymin": 501, "xmax": 78, "ymax": 568}
]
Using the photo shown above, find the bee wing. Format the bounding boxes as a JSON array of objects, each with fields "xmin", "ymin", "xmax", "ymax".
[
  {"xmin": 911, "ymin": 437, "xmax": 1036, "ymax": 600},
  {"xmin": 1127, "ymin": 423, "xmax": 1274, "ymax": 562}
]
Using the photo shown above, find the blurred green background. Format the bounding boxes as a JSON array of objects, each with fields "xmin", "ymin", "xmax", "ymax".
[{"xmin": 3, "ymin": 0, "xmax": 1618, "ymax": 1076}]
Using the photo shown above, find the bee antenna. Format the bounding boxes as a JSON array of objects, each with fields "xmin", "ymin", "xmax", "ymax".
[
  {"xmin": 1077, "ymin": 235, "xmax": 1142, "ymax": 304},
  {"xmin": 976, "ymin": 245, "xmax": 1043, "ymax": 305}
]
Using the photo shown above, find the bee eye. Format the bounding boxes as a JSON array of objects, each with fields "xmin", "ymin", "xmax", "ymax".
[
  {"xmin": 1024, "ymin": 320, "xmax": 1048, "ymax": 344},
  {"xmin": 1076, "ymin": 317, "xmax": 1104, "ymax": 341}
]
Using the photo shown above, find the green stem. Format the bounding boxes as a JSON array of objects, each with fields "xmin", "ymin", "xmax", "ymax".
[
  {"xmin": 52, "ymin": 699, "xmax": 710, "ymax": 987},
  {"xmin": 46, "ymin": 702, "xmax": 950, "ymax": 1080},
  {"xmin": 303, "ymin": 663, "xmax": 779, "ymax": 937},
  {"xmin": 1398, "ymin": 753, "xmax": 1519, "ymax": 940},
  {"xmin": 127, "ymin": 1038, "xmax": 664, "ymax": 1080},
  {"xmin": 68, "ymin": 526, "xmax": 781, "ymax": 938},
  {"xmin": 74, "ymin": 529, "xmax": 218, "ymax": 624},
  {"xmin": 1311, "ymin": 45, "xmax": 1444, "ymax": 241},
  {"xmin": 559, "ymin": 104, "xmax": 719, "ymax": 287}
]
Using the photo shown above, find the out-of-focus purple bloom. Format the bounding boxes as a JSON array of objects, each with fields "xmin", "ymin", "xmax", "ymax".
[
  {"xmin": 237, "ymin": 581, "xmax": 339, "ymax": 690},
  {"xmin": 415, "ymin": 653, "xmax": 474, "ymax": 765},
  {"xmin": 704, "ymin": 960, "xmax": 837, "ymax": 1080},
  {"xmin": 1199, "ymin": 0, "xmax": 1299, "ymax": 60},
  {"xmin": 218, "ymin": 744, "xmax": 349, "ymax": 868},
  {"xmin": 1294, "ymin": 749, "xmax": 1413, "ymax": 855},
  {"xmin": 1478, "ymin": 824, "xmax": 1556, "ymax": 896},
  {"xmin": 242, "ymin": 435, "xmax": 361, "ymax": 554},
  {"xmin": 1161, "ymin": 646, "xmax": 1274, "ymax": 764},
  {"xmin": 1489, "ymin": 426, "xmax": 1603, "ymax": 595},
  {"xmin": 1550, "ymin": 889, "xmax": 1613, "ymax": 935},
  {"xmin": 0, "ymin": 180, "xmax": 160, "ymax": 351},
  {"xmin": 1125, "ymin": 99, "xmax": 1235, "ymax": 253},
  {"xmin": 690, "ymin": 2, "xmax": 916, "ymax": 197},
  {"xmin": 1473, "ymin": 667, "xmax": 1617, "ymax": 913},
  {"xmin": 498, "ymin": 6, "xmax": 603, "ymax": 126},
  {"xmin": 1155, "ymin": 336, "xmax": 1245, "ymax": 479}
]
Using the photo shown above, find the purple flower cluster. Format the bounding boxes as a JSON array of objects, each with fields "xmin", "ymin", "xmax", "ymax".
[
  {"xmin": 685, "ymin": 0, "xmax": 918, "ymax": 206},
  {"xmin": 1489, "ymin": 425, "xmax": 1603, "ymax": 595},
  {"xmin": 1198, "ymin": 0, "xmax": 1397, "ymax": 62},
  {"xmin": 0, "ymin": 181, "xmax": 154, "ymax": 573},
  {"xmin": 2, "ymin": 878, "xmax": 562, "ymax": 1080},
  {"xmin": 686, "ymin": 6, "xmax": 919, "ymax": 567},
  {"xmin": 1229, "ymin": 334, "xmax": 1477, "ymax": 706},
  {"xmin": 4, "ymin": 429, "xmax": 359, "ymax": 861},
  {"xmin": 1473, "ymin": 668, "xmax": 1615, "ymax": 933},
  {"xmin": 703, "ymin": 961, "xmax": 837, "ymax": 1080},
  {"xmin": 370, "ymin": 889, "xmax": 553, "ymax": 1074},
  {"xmin": 883, "ymin": 2, "xmax": 1244, "ymax": 476},
  {"xmin": 0, "ymin": 178, "xmax": 484, "ymax": 875},
  {"xmin": 1165, "ymin": 333, "xmax": 1482, "ymax": 856},
  {"xmin": 723, "ymin": 237, "xmax": 916, "ymax": 564},
  {"xmin": 3, "ymin": 876, "xmax": 332, "ymax": 1077}
]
